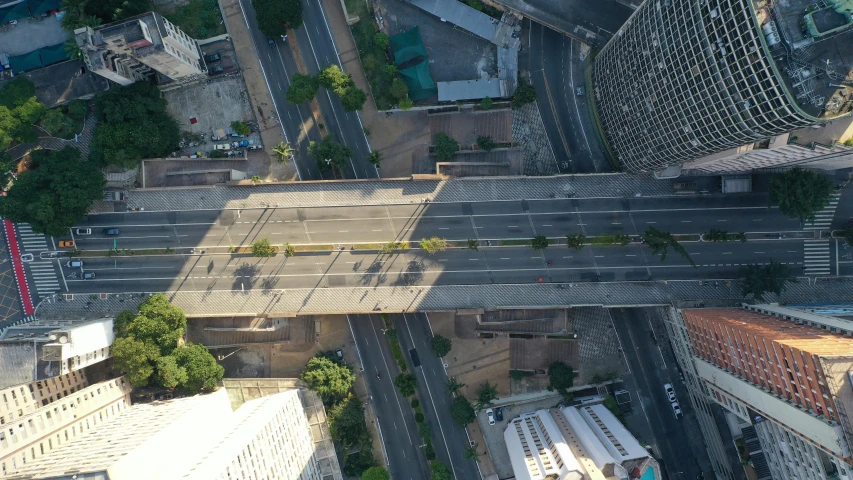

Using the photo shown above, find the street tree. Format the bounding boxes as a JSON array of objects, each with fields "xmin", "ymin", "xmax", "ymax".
[
  {"xmin": 40, "ymin": 109, "xmax": 75, "ymax": 138},
  {"xmin": 253, "ymin": 0, "xmax": 303, "ymax": 37},
  {"xmin": 340, "ymin": 86, "xmax": 368, "ymax": 112},
  {"xmin": 420, "ymin": 236, "xmax": 448, "ymax": 255},
  {"xmin": 769, "ymin": 167, "xmax": 833, "ymax": 223},
  {"xmin": 251, "ymin": 238, "xmax": 276, "ymax": 257},
  {"xmin": 137, "ymin": 293, "xmax": 187, "ymax": 336},
  {"xmin": 394, "ymin": 373, "xmax": 417, "ymax": 397},
  {"xmin": 433, "ymin": 132, "xmax": 458, "ymax": 160},
  {"xmin": 0, "ymin": 147, "xmax": 105, "ymax": 237},
  {"xmin": 642, "ymin": 227, "xmax": 695, "ymax": 267},
  {"xmin": 111, "ymin": 336, "xmax": 159, "ymax": 387},
  {"xmin": 511, "ymin": 81, "xmax": 537, "ymax": 109},
  {"xmin": 367, "ymin": 151, "xmax": 383, "ymax": 167},
  {"xmin": 475, "ymin": 381, "xmax": 498, "ymax": 410},
  {"xmin": 739, "ymin": 260, "xmax": 795, "ymax": 301},
  {"xmin": 591, "ymin": 232, "xmax": 630, "ymax": 247},
  {"xmin": 318, "ymin": 65, "xmax": 353, "ymax": 94},
  {"xmin": 446, "ymin": 377, "xmax": 464, "ymax": 396},
  {"xmin": 548, "ymin": 361, "xmax": 576, "ymax": 400},
  {"xmin": 361, "ymin": 467, "xmax": 390, "ymax": 480},
  {"xmin": 124, "ymin": 314, "xmax": 184, "ymax": 355},
  {"xmin": 113, "ymin": 309, "xmax": 136, "ymax": 337},
  {"xmin": 154, "ymin": 355, "xmax": 188, "ymax": 389},
  {"xmin": 328, "ymin": 395, "xmax": 366, "ymax": 446},
  {"xmin": 0, "ymin": 77, "xmax": 46, "ymax": 148},
  {"xmin": 566, "ymin": 232, "xmax": 586, "ymax": 251},
  {"xmin": 272, "ymin": 141, "xmax": 295, "ymax": 164},
  {"xmin": 464, "ymin": 445, "xmax": 480, "ymax": 461},
  {"xmin": 285, "ymin": 73, "xmax": 319, "ymax": 104},
  {"xmin": 467, "ymin": 239, "xmax": 479, "ymax": 250},
  {"xmin": 173, "ymin": 343, "xmax": 225, "ymax": 394},
  {"xmin": 431, "ymin": 335, "xmax": 452, "ymax": 357},
  {"xmin": 300, "ymin": 355, "xmax": 355, "ymax": 404},
  {"xmin": 430, "ymin": 461, "xmax": 453, "ymax": 480},
  {"xmin": 476, "ymin": 135, "xmax": 496, "ymax": 151},
  {"xmin": 308, "ymin": 135, "xmax": 353, "ymax": 171},
  {"xmin": 450, "ymin": 396, "xmax": 476, "ymax": 425},
  {"xmin": 531, "ymin": 235, "xmax": 549, "ymax": 250}
]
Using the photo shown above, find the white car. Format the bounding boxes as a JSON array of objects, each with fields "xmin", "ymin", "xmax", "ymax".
[
  {"xmin": 486, "ymin": 408, "xmax": 495, "ymax": 426},
  {"xmin": 671, "ymin": 401, "xmax": 683, "ymax": 419},
  {"xmin": 664, "ymin": 383, "xmax": 676, "ymax": 402},
  {"xmin": 75, "ymin": 228, "xmax": 92, "ymax": 235}
]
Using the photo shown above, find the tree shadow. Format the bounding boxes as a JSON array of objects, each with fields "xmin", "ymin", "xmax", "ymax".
[
  {"xmin": 231, "ymin": 262, "xmax": 261, "ymax": 291},
  {"xmin": 397, "ymin": 260, "xmax": 425, "ymax": 286},
  {"xmin": 358, "ymin": 260, "xmax": 387, "ymax": 286}
]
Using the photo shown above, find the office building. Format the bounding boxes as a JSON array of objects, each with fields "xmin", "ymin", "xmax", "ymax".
[
  {"xmin": 74, "ymin": 11, "xmax": 206, "ymax": 87},
  {"xmin": 1, "ymin": 378, "xmax": 341, "ymax": 480},
  {"xmin": 663, "ymin": 305, "xmax": 853, "ymax": 480},
  {"xmin": 504, "ymin": 403, "xmax": 659, "ymax": 480},
  {"xmin": 0, "ymin": 318, "xmax": 114, "ymax": 391},
  {"xmin": 591, "ymin": 0, "xmax": 853, "ymax": 173}
]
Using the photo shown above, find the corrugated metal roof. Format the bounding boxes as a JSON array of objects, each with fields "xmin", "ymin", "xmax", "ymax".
[{"xmin": 437, "ymin": 78, "xmax": 502, "ymax": 101}]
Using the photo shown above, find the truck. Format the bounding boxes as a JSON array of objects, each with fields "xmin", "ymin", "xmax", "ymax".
[{"xmin": 214, "ymin": 143, "xmax": 232, "ymax": 151}]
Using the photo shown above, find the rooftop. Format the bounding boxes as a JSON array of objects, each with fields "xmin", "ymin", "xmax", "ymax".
[{"xmin": 757, "ymin": 0, "xmax": 853, "ymax": 118}]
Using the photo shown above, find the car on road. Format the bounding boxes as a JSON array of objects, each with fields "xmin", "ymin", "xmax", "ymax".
[
  {"xmin": 495, "ymin": 407, "xmax": 503, "ymax": 422},
  {"xmin": 671, "ymin": 401, "xmax": 683, "ymax": 419},
  {"xmin": 83, "ymin": 272, "xmax": 96, "ymax": 279},
  {"xmin": 664, "ymin": 383, "xmax": 676, "ymax": 402},
  {"xmin": 66, "ymin": 260, "xmax": 83, "ymax": 268},
  {"xmin": 103, "ymin": 228, "xmax": 120, "ymax": 236},
  {"xmin": 20, "ymin": 254, "xmax": 33, "ymax": 262},
  {"xmin": 268, "ymin": 38, "xmax": 275, "ymax": 48},
  {"xmin": 576, "ymin": 86, "xmax": 585, "ymax": 96},
  {"xmin": 486, "ymin": 408, "xmax": 495, "ymax": 425},
  {"xmin": 58, "ymin": 240, "xmax": 75, "ymax": 248},
  {"xmin": 75, "ymin": 228, "xmax": 91, "ymax": 235},
  {"xmin": 204, "ymin": 53, "xmax": 221, "ymax": 63}
]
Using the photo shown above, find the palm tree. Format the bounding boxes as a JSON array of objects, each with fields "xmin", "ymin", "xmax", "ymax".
[
  {"xmin": 464, "ymin": 445, "xmax": 480, "ymax": 461},
  {"xmin": 446, "ymin": 377, "xmax": 465, "ymax": 396},
  {"xmin": 64, "ymin": 39, "xmax": 82, "ymax": 60},
  {"xmin": 272, "ymin": 141, "xmax": 295, "ymax": 164},
  {"xmin": 251, "ymin": 175, "xmax": 261, "ymax": 185}
]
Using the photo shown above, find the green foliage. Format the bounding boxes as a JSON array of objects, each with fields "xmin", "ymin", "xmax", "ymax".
[
  {"xmin": 394, "ymin": 373, "xmax": 417, "ymax": 397},
  {"xmin": 272, "ymin": 141, "xmax": 295, "ymax": 163},
  {"xmin": 360, "ymin": 466, "xmax": 390, "ymax": 480},
  {"xmin": 319, "ymin": 65, "xmax": 353, "ymax": 93},
  {"xmin": 389, "ymin": 331, "xmax": 408, "ymax": 372},
  {"xmin": 399, "ymin": 97, "xmax": 413, "ymax": 110},
  {"xmin": 705, "ymin": 229, "xmax": 747, "ymax": 243},
  {"xmin": 154, "ymin": 355, "xmax": 188, "ymax": 389},
  {"xmin": 209, "ymin": 150, "xmax": 227, "ymax": 158},
  {"xmin": 845, "ymin": 138, "xmax": 853, "ymax": 147},
  {"xmin": 769, "ymin": 167, "xmax": 834, "ymax": 223},
  {"xmin": 431, "ymin": 335, "xmax": 452, "ymax": 357},
  {"xmin": 531, "ymin": 235, "xmax": 549, "ymax": 250},
  {"xmin": 138, "ymin": 294, "xmax": 188, "ymax": 337},
  {"xmin": 476, "ymin": 135, "xmax": 497, "ymax": 152},
  {"xmin": 368, "ymin": 151, "xmax": 383, "ymax": 167},
  {"xmin": 174, "ymin": 343, "xmax": 225, "ymax": 393},
  {"xmin": 384, "ymin": 64, "xmax": 397, "ymax": 77},
  {"xmin": 301, "ymin": 356, "xmax": 355, "ymax": 404},
  {"xmin": 373, "ymin": 32, "xmax": 389, "ymax": 49},
  {"xmin": 113, "ymin": 309, "xmax": 136, "ymax": 337},
  {"xmin": 739, "ymin": 260, "xmax": 795, "ymax": 301},
  {"xmin": 434, "ymin": 132, "xmax": 459, "ymax": 160},
  {"xmin": 341, "ymin": 86, "xmax": 368, "ymax": 112},
  {"xmin": 124, "ymin": 314, "xmax": 183, "ymax": 355},
  {"xmin": 0, "ymin": 147, "xmax": 105, "ymax": 237},
  {"xmin": 566, "ymin": 232, "xmax": 586, "ymax": 251},
  {"xmin": 445, "ymin": 377, "xmax": 464, "ymax": 395},
  {"xmin": 251, "ymin": 238, "xmax": 276, "ymax": 257},
  {"xmin": 389, "ymin": 78, "xmax": 409, "ymax": 101},
  {"xmin": 90, "ymin": 83, "xmax": 180, "ymax": 168},
  {"xmin": 286, "ymin": 73, "xmax": 320, "ymax": 104},
  {"xmin": 164, "ymin": 0, "xmax": 225, "ymax": 39},
  {"xmin": 642, "ymin": 226, "xmax": 695, "ymax": 267},
  {"xmin": 329, "ymin": 395, "xmax": 367, "ymax": 446},
  {"xmin": 411, "ymin": 398, "xmax": 420, "ymax": 408},
  {"xmin": 253, "ymin": 0, "xmax": 303, "ymax": 37},
  {"xmin": 450, "ymin": 395, "xmax": 476, "ymax": 425},
  {"xmin": 420, "ymin": 236, "xmax": 448, "ymax": 255},
  {"xmin": 480, "ymin": 96, "xmax": 493, "ymax": 110},
  {"xmin": 231, "ymin": 121, "xmax": 250, "ymax": 136},
  {"xmin": 424, "ymin": 442, "xmax": 436, "ymax": 460},
  {"xmin": 111, "ymin": 336, "xmax": 159, "ymax": 387},
  {"xmin": 511, "ymin": 81, "xmax": 537, "ymax": 109},
  {"xmin": 59, "ymin": 0, "xmax": 149, "ymax": 30},
  {"xmin": 475, "ymin": 382, "xmax": 498, "ymax": 410},
  {"xmin": 430, "ymin": 461, "xmax": 453, "ymax": 480},
  {"xmin": 467, "ymin": 239, "xmax": 479, "ymax": 250},
  {"xmin": 415, "ymin": 411, "xmax": 425, "ymax": 423},
  {"xmin": 591, "ymin": 232, "xmax": 631, "ymax": 247},
  {"xmin": 603, "ymin": 394, "xmax": 621, "ymax": 418},
  {"xmin": 510, "ymin": 369, "xmax": 533, "ymax": 381},
  {"xmin": 309, "ymin": 135, "xmax": 354, "ymax": 171},
  {"xmin": 548, "ymin": 361, "xmax": 576, "ymax": 400},
  {"xmin": 41, "ymin": 109, "xmax": 75, "ymax": 138},
  {"xmin": 67, "ymin": 100, "xmax": 89, "ymax": 121},
  {"xmin": 0, "ymin": 77, "xmax": 46, "ymax": 149},
  {"xmin": 464, "ymin": 445, "xmax": 479, "ymax": 461}
]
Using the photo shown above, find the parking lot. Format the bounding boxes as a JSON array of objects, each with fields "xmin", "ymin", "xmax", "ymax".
[{"xmin": 0, "ymin": 15, "xmax": 68, "ymax": 56}]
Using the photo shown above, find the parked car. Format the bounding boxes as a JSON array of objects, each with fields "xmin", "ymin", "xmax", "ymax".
[
  {"xmin": 83, "ymin": 272, "xmax": 96, "ymax": 279},
  {"xmin": 671, "ymin": 401, "xmax": 683, "ymax": 419},
  {"xmin": 208, "ymin": 65, "xmax": 224, "ymax": 75},
  {"xmin": 204, "ymin": 53, "xmax": 221, "ymax": 63},
  {"xmin": 495, "ymin": 407, "xmax": 504, "ymax": 422},
  {"xmin": 486, "ymin": 408, "xmax": 495, "ymax": 425},
  {"xmin": 664, "ymin": 383, "xmax": 676, "ymax": 402},
  {"xmin": 103, "ymin": 228, "xmax": 120, "ymax": 236},
  {"xmin": 232, "ymin": 140, "xmax": 249, "ymax": 148},
  {"xmin": 75, "ymin": 228, "xmax": 91, "ymax": 235},
  {"xmin": 58, "ymin": 240, "xmax": 75, "ymax": 248},
  {"xmin": 66, "ymin": 260, "xmax": 83, "ymax": 268}
]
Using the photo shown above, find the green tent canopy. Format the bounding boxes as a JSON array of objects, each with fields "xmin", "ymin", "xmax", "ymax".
[
  {"xmin": 9, "ymin": 50, "xmax": 42, "ymax": 73},
  {"xmin": 39, "ymin": 42, "xmax": 68, "ymax": 65},
  {"xmin": 398, "ymin": 60, "xmax": 437, "ymax": 101},
  {"xmin": 0, "ymin": 2, "xmax": 31, "ymax": 23},
  {"xmin": 390, "ymin": 26, "xmax": 428, "ymax": 66}
]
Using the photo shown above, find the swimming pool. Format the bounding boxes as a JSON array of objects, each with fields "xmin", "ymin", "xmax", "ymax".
[{"xmin": 640, "ymin": 466, "xmax": 656, "ymax": 480}]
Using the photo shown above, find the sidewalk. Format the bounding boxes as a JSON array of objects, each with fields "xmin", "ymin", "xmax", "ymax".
[
  {"xmin": 219, "ymin": 0, "xmax": 297, "ymax": 181},
  {"xmin": 320, "ymin": 0, "xmax": 430, "ymax": 178}
]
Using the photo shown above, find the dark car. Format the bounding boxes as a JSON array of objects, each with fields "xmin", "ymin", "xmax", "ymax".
[
  {"xmin": 495, "ymin": 407, "xmax": 503, "ymax": 422},
  {"xmin": 204, "ymin": 53, "xmax": 221, "ymax": 63},
  {"xmin": 83, "ymin": 272, "xmax": 96, "ymax": 279},
  {"xmin": 208, "ymin": 65, "xmax": 224, "ymax": 75},
  {"xmin": 103, "ymin": 228, "xmax": 120, "ymax": 236},
  {"xmin": 268, "ymin": 38, "xmax": 275, "ymax": 48}
]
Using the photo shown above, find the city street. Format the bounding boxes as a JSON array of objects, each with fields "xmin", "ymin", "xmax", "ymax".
[
  {"xmin": 348, "ymin": 314, "xmax": 430, "ymax": 480},
  {"xmin": 491, "ymin": 0, "xmax": 634, "ymax": 45},
  {"xmin": 611, "ymin": 307, "xmax": 711, "ymax": 480}
]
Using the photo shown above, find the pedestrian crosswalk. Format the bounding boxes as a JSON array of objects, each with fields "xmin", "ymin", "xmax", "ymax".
[
  {"xmin": 27, "ymin": 261, "xmax": 61, "ymax": 296},
  {"xmin": 803, "ymin": 192, "xmax": 841, "ymax": 230},
  {"xmin": 16, "ymin": 223, "xmax": 49, "ymax": 251},
  {"xmin": 803, "ymin": 240, "xmax": 831, "ymax": 276}
]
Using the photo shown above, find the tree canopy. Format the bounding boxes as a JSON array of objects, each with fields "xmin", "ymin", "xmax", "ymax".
[
  {"xmin": 394, "ymin": 373, "xmax": 417, "ymax": 397},
  {"xmin": 531, "ymin": 235, "xmax": 549, "ymax": 250},
  {"xmin": 420, "ymin": 236, "xmax": 448, "ymax": 255},
  {"xmin": 60, "ymin": 0, "xmax": 150, "ymax": 30},
  {"xmin": 475, "ymin": 381, "xmax": 498, "ymax": 410},
  {"xmin": 329, "ymin": 395, "xmax": 367, "ymax": 446},
  {"xmin": 0, "ymin": 77, "xmax": 46, "ymax": 148},
  {"xmin": 253, "ymin": 0, "xmax": 303, "ymax": 37},
  {"xmin": 430, "ymin": 461, "xmax": 453, "ymax": 480},
  {"xmin": 251, "ymin": 238, "xmax": 277, "ymax": 257},
  {"xmin": 318, "ymin": 65, "xmax": 367, "ymax": 112},
  {"xmin": 642, "ymin": 227, "xmax": 695, "ymax": 267},
  {"xmin": 566, "ymin": 232, "xmax": 586, "ymax": 251},
  {"xmin": 300, "ymin": 355, "xmax": 355, "ymax": 404},
  {"xmin": 548, "ymin": 361, "xmax": 576, "ymax": 399},
  {"xmin": 111, "ymin": 336, "xmax": 160, "ymax": 387},
  {"xmin": 0, "ymin": 147, "xmax": 105, "ymax": 237},
  {"xmin": 361, "ymin": 467, "xmax": 390, "ymax": 480},
  {"xmin": 286, "ymin": 73, "xmax": 319, "ymax": 104},
  {"xmin": 434, "ymin": 133, "xmax": 458, "ymax": 161},
  {"xmin": 431, "ymin": 335, "xmax": 452, "ymax": 357},
  {"xmin": 308, "ymin": 135, "xmax": 353, "ymax": 171},
  {"xmin": 450, "ymin": 396, "xmax": 475, "ymax": 426},
  {"xmin": 739, "ymin": 260, "xmax": 795, "ymax": 301},
  {"xmin": 90, "ymin": 83, "xmax": 180, "ymax": 168},
  {"xmin": 511, "ymin": 81, "xmax": 537, "ymax": 109},
  {"xmin": 174, "ymin": 343, "xmax": 225, "ymax": 393},
  {"xmin": 769, "ymin": 167, "xmax": 834, "ymax": 223}
]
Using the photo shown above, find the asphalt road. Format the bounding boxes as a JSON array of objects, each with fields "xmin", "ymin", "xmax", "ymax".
[
  {"xmin": 237, "ymin": 0, "xmax": 375, "ymax": 180},
  {"xmin": 393, "ymin": 312, "xmax": 481, "ymax": 480},
  {"xmin": 492, "ymin": 0, "xmax": 634, "ymax": 46},
  {"xmin": 528, "ymin": 21, "xmax": 610, "ymax": 174},
  {"xmin": 611, "ymin": 307, "xmax": 709, "ymax": 480},
  {"xmin": 348, "ymin": 314, "xmax": 430, "ymax": 480}
]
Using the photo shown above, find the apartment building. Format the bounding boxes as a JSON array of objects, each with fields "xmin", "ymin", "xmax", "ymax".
[
  {"xmin": 0, "ymin": 318, "xmax": 113, "ymax": 391},
  {"xmin": 0, "ymin": 371, "xmax": 91, "ymax": 428},
  {"xmin": 74, "ymin": 11, "xmax": 206, "ymax": 86},
  {"xmin": 664, "ymin": 305, "xmax": 853, "ymax": 480}
]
